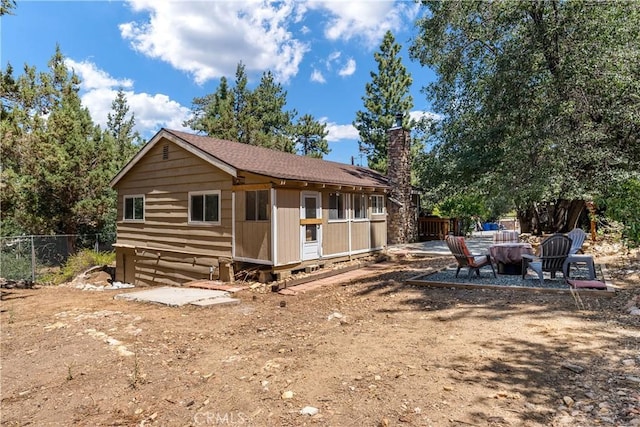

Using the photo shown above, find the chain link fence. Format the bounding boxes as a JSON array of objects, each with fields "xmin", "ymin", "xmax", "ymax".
[{"xmin": 0, "ymin": 234, "xmax": 115, "ymax": 282}]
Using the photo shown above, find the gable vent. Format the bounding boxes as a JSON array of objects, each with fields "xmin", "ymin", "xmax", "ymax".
[{"xmin": 162, "ymin": 144, "xmax": 169, "ymax": 160}]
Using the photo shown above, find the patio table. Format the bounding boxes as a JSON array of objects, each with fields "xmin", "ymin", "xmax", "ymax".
[{"xmin": 489, "ymin": 242, "xmax": 534, "ymax": 275}]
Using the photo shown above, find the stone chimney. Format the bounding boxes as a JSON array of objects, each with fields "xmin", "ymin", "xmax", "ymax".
[{"xmin": 387, "ymin": 113, "xmax": 417, "ymax": 244}]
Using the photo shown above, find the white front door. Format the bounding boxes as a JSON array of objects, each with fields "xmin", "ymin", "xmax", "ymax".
[{"xmin": 301, "ymin": 192, "xmax": 321, "ymax": 261}]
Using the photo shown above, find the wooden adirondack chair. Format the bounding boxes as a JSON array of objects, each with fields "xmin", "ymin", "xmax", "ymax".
[
  {"xmin": 445, "ymin": 235, "xmax": 496, "ymax": 278},
  {"xmin": 521, "ymin": 234, "xmax": 572, "ymax": 285}
]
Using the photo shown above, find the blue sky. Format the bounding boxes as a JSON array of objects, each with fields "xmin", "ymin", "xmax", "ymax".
[{"xmin": 1, "ymin": 0, "xmax": 438, "ymax": 165}]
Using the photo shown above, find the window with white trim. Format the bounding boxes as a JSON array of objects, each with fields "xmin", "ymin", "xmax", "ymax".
[
  {"xmin": 371, "ymin": 195, "xmax": 385, "ymax": 215},
  {"xmin": 352, "ymin": 194, "xmax": 367, "ymax": 219},
  {"xmin": 328, "ymin": 193, "xmax": 346, "ymax": 220},
  {"xmin": 189, "ymin": 191, "xmax": 220, "ymax": 224},
  {"xmin": 246, "ymin": 190, "xmax": 269, "ymax": 221},
  {"xmin": 124, "ymin": 195, "xmax": 144, "ymax": 221}
]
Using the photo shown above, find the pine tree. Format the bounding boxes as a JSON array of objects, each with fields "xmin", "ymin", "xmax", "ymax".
[
  {"xmin": 1, "ymin": 46, "xmax": 118, "ymax": 237},
  {"xmin": 233, "ymin": 62, "xmax": 254, "ymax": 144},
  {"xmin": 0, "ymin": 0, "xmax": 16, "ymax": 16},
  {"xmin": 106, "ymin": 88, "xmax": 141, "ymax": 167},
  {"xmin": 354, "ymin": 30, "xmax": 413, "ymax": 174},
  {"xmin": 250, "ymin": 70, "xmax": 296, "ymax": 152},
  {"xmin": 294, "ymin": 114, "xmax": 329, "ymax": 158},
  {"xmin": 185, "ymin": 62, "xmax": 298, "ymax": 153},
  {"xmin": 184, "ymin": 77, "xmax": 236, "ymax": 141}
]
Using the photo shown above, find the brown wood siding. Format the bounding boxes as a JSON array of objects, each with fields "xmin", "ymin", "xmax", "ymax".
[
  {"xmin": 275, "ymin": 189, "xmax": 300, "ymax": 265},
  {"xmin": 370, "ymin": 219, "xmax": 386, "ymax": 248},
  {"xmin": 323, "ymin": 221, "xmax": 349, "ymax": 255},
  {"xmin": 114, "ymin": 138, "xmax": 233, "ymax": 286},
  {"xmin": 234, "ymin": 190, "xmax": 271, "ymax": 261},
  {"xmin": 350, "ymin": 221, "xmax": 370, "ymax": 251},
  {"xmin": 133, "ymin": 249, "xmax": 219, "ymax": 286}
]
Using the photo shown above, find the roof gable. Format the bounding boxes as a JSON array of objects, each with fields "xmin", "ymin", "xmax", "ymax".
[{"xmin": 111, "ymin": 128, "xmax": 389, "ymax": 189}]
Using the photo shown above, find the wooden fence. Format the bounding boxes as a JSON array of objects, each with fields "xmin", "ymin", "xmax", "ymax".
[{"xmin": 417, "ymin": 217, "xmax": 460, "ymax": 241}]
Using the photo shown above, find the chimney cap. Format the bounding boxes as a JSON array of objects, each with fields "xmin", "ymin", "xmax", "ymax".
[{"xmin": 390, "ymin": 112, "xmax": 403, "ymax": 130}]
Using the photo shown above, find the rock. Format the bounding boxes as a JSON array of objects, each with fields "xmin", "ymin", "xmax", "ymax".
[
  {"xmin": 300, "ymin": 406, "xmax": 318, "ymax": 416},
  {"xmin": 86, "ymin": 270, "xmax": 112, "ymax": 287},
  {"xmin": 563, "ymin": 396, "xmax": 575, "ymax": 407},
  {"xmin": 562, "ymin": 363, "xmax": 585, "ymax": 374},
  {"xmin": 281, "ymin": 390, "xmax": 294, "ymax": 399},
  {"xmin": 104, "ymin": 281, "xmax": 134, "ymax": 290},
  {"xmin": 327, "ymin": 312, "xmax": 344, "ymax": 321}
]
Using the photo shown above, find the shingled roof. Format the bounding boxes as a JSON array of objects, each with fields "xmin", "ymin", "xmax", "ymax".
[{"xmin": 111, "ymin": 128, "xmax": 389, "ymax": 189}]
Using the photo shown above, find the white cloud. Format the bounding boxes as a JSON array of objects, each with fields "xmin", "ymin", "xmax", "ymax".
[
  {"xmin": 65, "ymin": 59, "xmax": 133, "ymax": 90},
  {"xmin": 320, "ymin": 117, "xmax": 358, "ymax": 142},
  {"xmin": 120, "ymin": 0, "xmax": 309, "ymax": 84},
  {"xmin": 410, "ymin": 110, "xmax": 443, "ymax": 123},
  {"xmin": 338, "ymin": 58, "xmax": 356, "ymax": 77},
  {"xmin": 310, "ymin": 69, "xmax": 326, "ymax": 83},
  {"xmin": 307, "ymin": 1, "xmax": 419, "ymax": 47},
  {"xmin": 65, "ymin": 58, "xmax": 190, "ymax": 138}
]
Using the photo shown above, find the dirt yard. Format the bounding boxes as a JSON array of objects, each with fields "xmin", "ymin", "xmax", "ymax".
[{"xmin": 2, "ymin": 253, "xmax": 639, "ymax": 427}]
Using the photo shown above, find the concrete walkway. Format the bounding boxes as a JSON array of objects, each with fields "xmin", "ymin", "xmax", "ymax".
[
  {"xmin": 280, "ymin": 235, "xmax": 495, "ymax": 295},
  {"xmin": 387, "ymin": 234, "xmax": 494, "ymax": 256}
]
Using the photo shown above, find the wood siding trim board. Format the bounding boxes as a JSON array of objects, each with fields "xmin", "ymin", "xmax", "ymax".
[{"xmin": 271, "ymin": 188, "xmax": 278, "ymax": 266}]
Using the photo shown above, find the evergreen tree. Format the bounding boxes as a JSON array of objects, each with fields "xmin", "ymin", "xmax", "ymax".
[
  {"xmin": 233, "ymin": 62, "xmax": 254, "ymax": 144},
  {"xmin": 106, "ymin": 88, "xmax": 142, "ymax": 167},
  {"xmin": 184, "ymin": 77, "xmax": 236, "ymax": 141},
  {"xmin": 294, "ymin": 114, "xmax": 329, "ymax": 158},
  {"xmin": 250, "ymin": 70, "xmax": 296, "ymax": 152},
  {"xmin": 185, "ymin": 62, "xmax": 298, "ymax": 153},
  {"xmin": 1, "ymin": 46, "xmax": 118, "ymax": 237},
  {"xmin": 354, "ymin": 30, "xmax": 413, "ymax": 174},
  {"xmin": 0, "ymin": 0, "xmax": 16, "ymax": 16}
]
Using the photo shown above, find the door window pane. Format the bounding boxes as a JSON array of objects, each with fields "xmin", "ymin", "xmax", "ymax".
[
  {"xmin": 305, "ymin": 224, "xmax": 317, "ymax": 242},
  {"xmin": 305, "ymin": 197, "xmax": 317, "ymax": 219}
]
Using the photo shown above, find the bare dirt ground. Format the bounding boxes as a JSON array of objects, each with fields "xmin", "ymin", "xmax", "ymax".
[{"xmin": 2, "ymin": 251, "xmax": 639, "ymax": 427}]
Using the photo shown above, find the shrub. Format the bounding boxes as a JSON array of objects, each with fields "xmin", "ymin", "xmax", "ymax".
[
  {"xmin": 599, "ymin": 178, "xmax": 640, "ymax": 249},
  {"xmin": 45, "ymin": 249, "xmax": 115, "ymax": 285},
  {"xmin": 0, "ymin": 251, "xmax": 33, "ymax": 280}
]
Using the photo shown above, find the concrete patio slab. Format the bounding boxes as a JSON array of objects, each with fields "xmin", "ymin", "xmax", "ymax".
[
  {"xmin": 191, "ymin": 296, "xmax": 242, "ymax": 307},
  {"xmin": 115, "ymin": 286, "xmax": 235, "ymax": 307},
  {"xmin": 387, "ymin": 235, "xmax": 494, "ymax": 257}
]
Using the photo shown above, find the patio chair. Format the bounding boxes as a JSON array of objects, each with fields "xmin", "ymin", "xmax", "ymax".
[
  {"xmin": 492, "ymin": 230, "xmax": 520, "ymax": 244},
  {"xmin": 567, "ymin": 228, "xmax": 587, "ymax": 255},
  {"xmin": 521, "ymin": 234, "xmax": 572, "ymax": 285},
  {"xmin": 445, "ymin": 235, "xmax": 496, "ymax": 278}
]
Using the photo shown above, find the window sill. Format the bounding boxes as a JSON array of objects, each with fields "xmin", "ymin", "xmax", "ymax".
[{"xmin": 188, "ymin": 221, "xmax": 221, "ymax": 226}]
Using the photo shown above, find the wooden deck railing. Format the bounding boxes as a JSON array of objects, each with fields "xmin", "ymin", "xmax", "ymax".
[{"xmin": 418, "ymin": 217, "xmax": 459, "ymax": 241}]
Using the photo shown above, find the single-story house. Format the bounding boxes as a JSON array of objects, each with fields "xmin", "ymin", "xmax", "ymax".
[{"xmin": 110, "ymin": 128, "xmax": 390, "ymax": 286}]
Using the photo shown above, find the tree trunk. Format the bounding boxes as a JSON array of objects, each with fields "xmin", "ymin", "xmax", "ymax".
[{"xmin": 518, "ymin": 199, "xmax": 586, "ymax": 235}]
